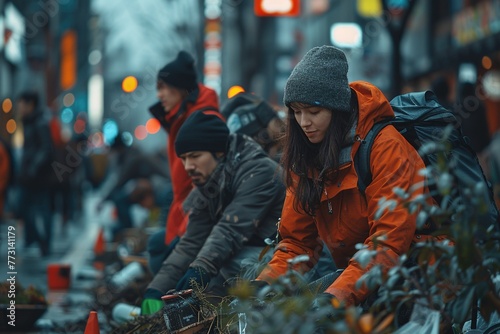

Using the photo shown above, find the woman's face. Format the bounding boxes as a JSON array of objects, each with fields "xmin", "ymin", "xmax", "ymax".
[{"xmin": 291, "ymin": 103, "xmax": 332, "ymax": 144}]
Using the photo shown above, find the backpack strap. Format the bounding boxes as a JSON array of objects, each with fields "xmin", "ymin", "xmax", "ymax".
[{"xmin": 354, "ymin": 121, "xmax": 392, "ymax": 194}]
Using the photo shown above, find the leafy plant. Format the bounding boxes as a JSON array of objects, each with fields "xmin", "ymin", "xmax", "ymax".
[
  {"xmin": 226, "ymin": 126, "xmax": 500, "ymax": 333},
  {"xmin": 357, "ymin": 126, "xmax": 500, "ymax": 332},
  {"xmin": 0, "ymin": 282, "xmax": 47, "ymax": 305}
]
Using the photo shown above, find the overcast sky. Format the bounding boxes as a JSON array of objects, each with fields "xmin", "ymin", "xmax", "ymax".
[{"xmin": 91, "ymin": 0, "xmax": 202, "ymax": 81}]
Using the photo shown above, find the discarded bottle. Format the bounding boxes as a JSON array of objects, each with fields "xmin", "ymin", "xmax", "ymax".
[
  {"xmin": 112, "ymin": 303, "xmax": 141, "ymax": 324},
  {"xmin": 110, "ymin": 262, "xmax": 145, "ymax": 290}
]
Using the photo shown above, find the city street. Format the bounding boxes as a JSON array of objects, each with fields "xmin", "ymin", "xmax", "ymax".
[
  {"xmin": 1, "ymin": 0, "xmax": 500, "ymax": 333},
  {"xmin": 0, "ymin": 193, "xmax": 114, "ymax": 333}
]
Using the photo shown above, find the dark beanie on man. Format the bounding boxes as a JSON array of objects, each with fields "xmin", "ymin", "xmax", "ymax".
[
  {"xmin": 175, "ymin": 111, "xmax": 229, "ymax": 156},
  {"xmin": 284, "ymin": 45, "xmax": 351, "ymax": 113},
  {"xmin": 158, "ymin": 51, "xmax": 198, "ymax": 92}
]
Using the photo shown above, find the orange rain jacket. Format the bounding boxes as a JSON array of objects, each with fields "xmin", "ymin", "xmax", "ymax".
[
  {"xmin": 258, "ymin": 81, "xmax": 428, "ymax": 306},
  {"xmin": 149, "ymin": 83, "xmax": 219, "ymax": 244}
]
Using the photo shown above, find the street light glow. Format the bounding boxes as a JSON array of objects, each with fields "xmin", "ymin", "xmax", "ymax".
[
  {"xmin": 122, "ymin": 76, "xmax": 138, "ymax": 93},
  {"xmin": 330, "ymin": 23, "xmax": 363, "ymax": 49},
  {"xmin": 2, "ymin": 98, "xmax": 12, "ymax": 113},
  {"xmin": 6, "ymin": 119, "xmax": 16, "ymax": 133},
  {"xmin": 146, "ymin": 118, "xmax": 161, "ymax": 134},
  {"xmin": 63, "ymin": 93, "xmax": 75, "ymax": 107},
  {"xmin": 134, "ymin": 125, "xmax": 147, "ymax": 140},
  {"xmin": 227, "ymin": 85, "xmax": 245, "ymax": 99},
  {"xmin": 88, "ymin": 74, "xmax": 104, "ymax": 130}
]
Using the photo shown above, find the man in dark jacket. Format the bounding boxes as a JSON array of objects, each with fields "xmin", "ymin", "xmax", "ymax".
[
  {"xmin": 141, "ymin": 110, "xmax": 285, "ymax": 314},
  {"xmin": 17, "ymin": 91, "xmax": 54, "ymax": 256}
]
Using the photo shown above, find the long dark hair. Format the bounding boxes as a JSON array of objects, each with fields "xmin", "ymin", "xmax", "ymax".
[{"xmin": 281, "ymin": 91, "xmax": 358, "ymax": 215}]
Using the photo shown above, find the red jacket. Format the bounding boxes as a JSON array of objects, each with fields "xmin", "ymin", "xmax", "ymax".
[
  {"xmin": 258, "ymin": 81, "xmax": 428, "ymax": 306},
  {"xmin": 0, "ymin": 141, "xmax": 10, "ymax": 215},
  {"xmin": 150, "ymin": 83, "xmax": 219, "ymax": 244}
]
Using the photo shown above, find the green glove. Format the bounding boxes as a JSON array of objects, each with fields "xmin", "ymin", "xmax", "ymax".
[
  {"xmin": 141, "ymin": 288, "xmax": 164, "ymax": 315},
  {"xmin": 141, "ymin": 298, "xmax": 164, "ymax": 315}
]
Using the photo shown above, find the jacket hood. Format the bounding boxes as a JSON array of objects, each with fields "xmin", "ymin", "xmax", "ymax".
[
  {"xmin": 224, "ymin": 133, "xmax": 268, "ymax": 169},
  {"xmin": 319, "ymin": 81, "xmax": 394, "ymax": 199},
  {"xmin": 350, "ymin": 81, "xmax": 394, "ymax": 140},
  {"xmin": 328, "ymin": 81, "xmax": 393, "ymax": 170}
]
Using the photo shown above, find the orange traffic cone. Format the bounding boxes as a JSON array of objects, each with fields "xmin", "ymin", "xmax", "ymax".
[
  {"xmin": 84, "ymin": 311, "xmax": 100, "ymax": 334},
  {"xmin": 93, "ymin": 227, "xmax": 106, "ymax": 270},
  {"xmin": 93, "ymin": 227, "xmax": 105, "ymax": 256}
]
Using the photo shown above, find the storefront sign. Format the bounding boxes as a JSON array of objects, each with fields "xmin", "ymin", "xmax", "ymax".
[{"xmin": 452, "ymin": 0, "xmax": 500, "ymax": 47}]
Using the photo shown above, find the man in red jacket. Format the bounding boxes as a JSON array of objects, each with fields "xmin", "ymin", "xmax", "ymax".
[{"xmin": 148, "ymin": 50, "xmax": 220, "ymax": 274}]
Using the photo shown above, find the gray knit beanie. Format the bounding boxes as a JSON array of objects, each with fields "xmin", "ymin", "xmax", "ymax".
[{"xmin": 284, "ymin": 45, "xmax": 351, "ymax": 113}]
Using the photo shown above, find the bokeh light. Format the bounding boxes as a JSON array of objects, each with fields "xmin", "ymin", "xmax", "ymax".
[
  {"xmin": 63, "ymin": 93, "xmax": 75, "ymax": 107},
  {"xmin": 227, "ymin": 85, "xmax": 245, "ymax": 99},
  {"xmin": 88, "ymin": 49, "xmax": 102, "ymax": 65},
  {"xmin": 482, "ymin": 56, "xmax": 492, "ymax": 70},
  {"xmin": 2, "ymin": 98, "xmax": 12, "ymax": 113},
  {"xmin": 74, "ymin": 119, "xmax": 86, "ymax": 134},
  {"xmin": 122, "ymin": 76, "xmax": 138, "ymax": 93},
  {"xmin": 146, "ymin": 118, "xmax": 161, "ymax": 134},
  {"xmin": 6, "ymin": 119, "xmax": 16, "ymax": 134},
  {"xmin": 91, "ymin": 132, "xmax": 104, "ymax": 147},
  {"xmin": 134, "ymin": 125, "xmax": 147, "ymax": 140},
  {"xmin": 122, "ymin": 132, "xmax": 134, "ymax": 146},
  {"xmin": 61, "ymin": 108, "xmax": 74, "ymax": 123},
  {"xmin": 103, "ymin": 119, "xmax": 119, "ymax": 144}
]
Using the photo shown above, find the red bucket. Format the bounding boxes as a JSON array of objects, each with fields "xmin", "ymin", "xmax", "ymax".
[{"xmin": 47, "ymin": 264, "xmax": 71, "ymax": 290}]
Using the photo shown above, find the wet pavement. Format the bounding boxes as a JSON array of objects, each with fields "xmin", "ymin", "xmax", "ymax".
[{"xmin": 0, "ymin": 193, "xmax": 114, "ymax": 333}]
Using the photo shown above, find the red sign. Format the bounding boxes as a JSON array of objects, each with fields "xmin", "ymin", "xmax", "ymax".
[{"xmin": 254, "ymin": 0, "xmax": 300, "ymax": 17}]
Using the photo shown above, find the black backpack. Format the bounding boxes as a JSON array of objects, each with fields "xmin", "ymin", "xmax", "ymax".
[{"xmin": 354, "ymin": 91, "xmax": 500, "ymax": 238}]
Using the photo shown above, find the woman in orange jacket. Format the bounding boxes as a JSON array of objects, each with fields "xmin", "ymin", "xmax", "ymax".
[{"xmin": 257, "ymin": 46, "xmax": 429, "ymax": 307}]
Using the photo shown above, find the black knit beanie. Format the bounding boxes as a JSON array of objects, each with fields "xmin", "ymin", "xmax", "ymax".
[
  {"xmin": 175, "ymin": 110, "xmax": 229, "ymax": 156},
  {"xmin": 227, "ymin": 101, "xmax": 277, "ymax": 136},
  {"xmin": 158, "ymin": 51, "xmax": 198, "ymax": 92},
  {"xmin": 284, "ymin": 45, "xmax": 351, "ymax": 113}
]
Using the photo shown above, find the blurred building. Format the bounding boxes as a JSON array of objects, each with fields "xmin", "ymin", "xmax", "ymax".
[
  {"xmin": 225, "ymin": 0, "xmax": 500, "ymax": 136},
  {"xmin": 406, "ymin": 0, "xmax": 500, "ymax": 136},
  {"xmin": 3, "ymin": 0, "xmax": 499, "ymax": 149},
  {"xmin": 0, "ymin": 0, "xmax": 90, "ymax": 147}
]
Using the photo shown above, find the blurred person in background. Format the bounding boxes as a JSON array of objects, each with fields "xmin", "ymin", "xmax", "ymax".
[
  {"xmin": 126, "ymin": 177, "xmax": 171, "ymax": 218},
  {"xmin": 48, "ymin": 110, "xmax": 73, "ymax": 233},
  {"xmin": 96, "ymin": 134, "xmax": 171, "ymax": 239},
  {"xmin": 141, "ymin": 110, "xmax": 284, "ymax": 315},
  {"xmin": 431, "ymin": 77, "xmax": 491, "ymax": 174},
  {"xmin": 0, "ymin": 137, "xmax": 14, "ymax": 222},
  {"xmin": 17, "ymin": 91, "xmax": 54, "ymax": 256},
  {"xmin": 456, "ymin": 82, "xmax": 491, "ymax": 173},
  {"xmin": 147, "ymin": 50, "xmax": 220, "ymax": 271},
  {"xmin": 222, "ymin": 92, "xmax": 285, "ymax": 162}
]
